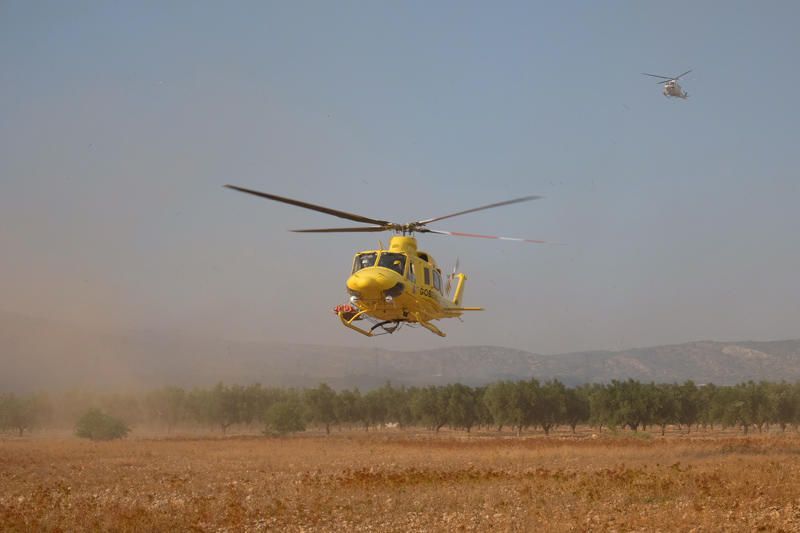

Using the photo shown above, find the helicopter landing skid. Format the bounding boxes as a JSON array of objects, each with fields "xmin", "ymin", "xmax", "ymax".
[
  {"xmin": 409, "ymin": 312, "xmax": 446, "ymax": 337},
  {"xmin": 338, "ymin": 310, "xmax": 374, "ymax": 337},
  {"xmin": 338, "ymin": 310, "xmax": 445, "ymax": 337},
  {"xmin": 418, "ymin": 321, "xmax": 446, "ymax": 337},
  {"xmin": 337, "ymin": 311, "xmax": 404, "ymax": 337}
]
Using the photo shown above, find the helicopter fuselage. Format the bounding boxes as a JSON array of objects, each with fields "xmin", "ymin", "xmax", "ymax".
[
  {"xmin": 663, "ymin": 80, "xmax": 688, "ymax": 99},
  {"xmin": 339, "ymin": 235, "xmax": 480, "ymax": 336}
]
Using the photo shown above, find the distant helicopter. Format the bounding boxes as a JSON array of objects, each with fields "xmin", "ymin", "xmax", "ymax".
[
  {"xmin": 642, "ymin": 69, "xmax": 692, "ymax": 99},
  {"xmin": 224, "ymin": 185, "xmax": 546, "ymax": 337}
]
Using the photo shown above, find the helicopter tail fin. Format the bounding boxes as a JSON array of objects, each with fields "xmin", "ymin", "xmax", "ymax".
[{"xmin": 452, "ymin": 273, "xmax": 467, "ymax": 306}]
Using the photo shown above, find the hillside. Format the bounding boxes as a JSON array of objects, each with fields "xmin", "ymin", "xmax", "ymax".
[{"xmin": 1, "ymin": 311, "xmax": 798, "ymax": 392}]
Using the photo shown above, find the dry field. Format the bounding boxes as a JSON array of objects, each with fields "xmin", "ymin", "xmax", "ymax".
[{"xmin": 3, "ymin": 429, "xmax": 800, "ymax": 532}]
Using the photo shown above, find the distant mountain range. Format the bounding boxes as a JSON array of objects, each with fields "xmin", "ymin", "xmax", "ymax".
[{"xmin": 1, "ymin": 311, "xmax": 799, "ymax": 392}]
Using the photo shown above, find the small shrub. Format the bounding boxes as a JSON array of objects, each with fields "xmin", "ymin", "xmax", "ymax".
[{"xmin": 75, "ymin": 408, "xmax": 130, "ymax": 441}]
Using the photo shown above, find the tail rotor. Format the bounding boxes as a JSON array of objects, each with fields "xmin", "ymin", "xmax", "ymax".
[{"xmin": 445, "ymin": 257, "xmax": 460, "ymax": 296}]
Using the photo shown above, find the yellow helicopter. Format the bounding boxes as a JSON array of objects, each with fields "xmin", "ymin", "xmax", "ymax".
[{"xmin": 225, "ymin": 185, "xmax": 545, "ymax": 337}]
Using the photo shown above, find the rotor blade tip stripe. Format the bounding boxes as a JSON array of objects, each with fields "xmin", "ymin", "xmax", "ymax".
[{"xmin": 452, "ymin": 232, "xmax": 498, "ymax": 239}]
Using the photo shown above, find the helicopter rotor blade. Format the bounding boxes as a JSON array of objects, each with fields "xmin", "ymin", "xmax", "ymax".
[
  {"xmin": 290, "ymin": 226, "xmax": 388, "ymax": 233},
  {"xmin": 642, "ymin": 73, "xmax": 673, "ymax": 80},
  {"xmin": 674, "ymin": 69, "xmax": 692, "ymax": 80},
  {"xmin": 416, "ymin": 195, "xmax": 541, "ymax": 225},
  {"xmin": 424, "ymin": 228, "xmax": 547, "ymax": 244},
  {"xmin": 224, "ymin": 185, "xmax": 392, "ymax": 227}
]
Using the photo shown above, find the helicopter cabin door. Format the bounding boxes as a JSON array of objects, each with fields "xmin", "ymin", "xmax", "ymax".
[{"xmin": 416, "ymin": 260, "xmax": 438, "ymax": 301}]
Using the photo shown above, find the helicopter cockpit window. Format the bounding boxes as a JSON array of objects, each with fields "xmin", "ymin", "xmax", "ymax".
[
  {"xmin": 377, "ymin": 252, "xmax": 406, "ymax": 275},
  {"xmin": 353, "ymin": 253, "xmax": 377, "ymax": 273},
  {"xmin": 433, "ymin": 269, "xmax": 442, "ymax": 292}
]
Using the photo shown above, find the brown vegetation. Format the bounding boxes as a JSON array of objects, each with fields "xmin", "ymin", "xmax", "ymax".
[{"xmin": 3, "ymin": 429, "xmax": 800, "ymax": 531}]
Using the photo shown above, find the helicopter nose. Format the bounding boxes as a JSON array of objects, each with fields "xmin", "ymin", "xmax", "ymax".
[{"xmin": 347, "ymin": 269, "xmax": 396, "ymax": 298}]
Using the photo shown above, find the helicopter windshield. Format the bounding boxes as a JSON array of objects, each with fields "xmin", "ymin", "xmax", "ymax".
[
  {"xmin": 377, "ymin": 252, "xmax": 406, "ymax": 275},
  {"xmin": 353, "ymin": 252, "xmax": 377, "ymax": 273}
]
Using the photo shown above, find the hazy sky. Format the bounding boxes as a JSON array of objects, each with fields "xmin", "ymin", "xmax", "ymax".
[{"xmin": 2, "ymin": 1, "xmax": 798, "ymax": 354}]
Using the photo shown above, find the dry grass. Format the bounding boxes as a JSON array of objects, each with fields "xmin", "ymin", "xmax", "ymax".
[{"xmin": 3, "ymin": 429, "xmax": 800, "ymax": 531}]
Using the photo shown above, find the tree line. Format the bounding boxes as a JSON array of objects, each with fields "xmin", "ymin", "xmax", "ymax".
[{"xmin": 3, "ymin": 379, "xmax": 800, "ymax": 436}]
